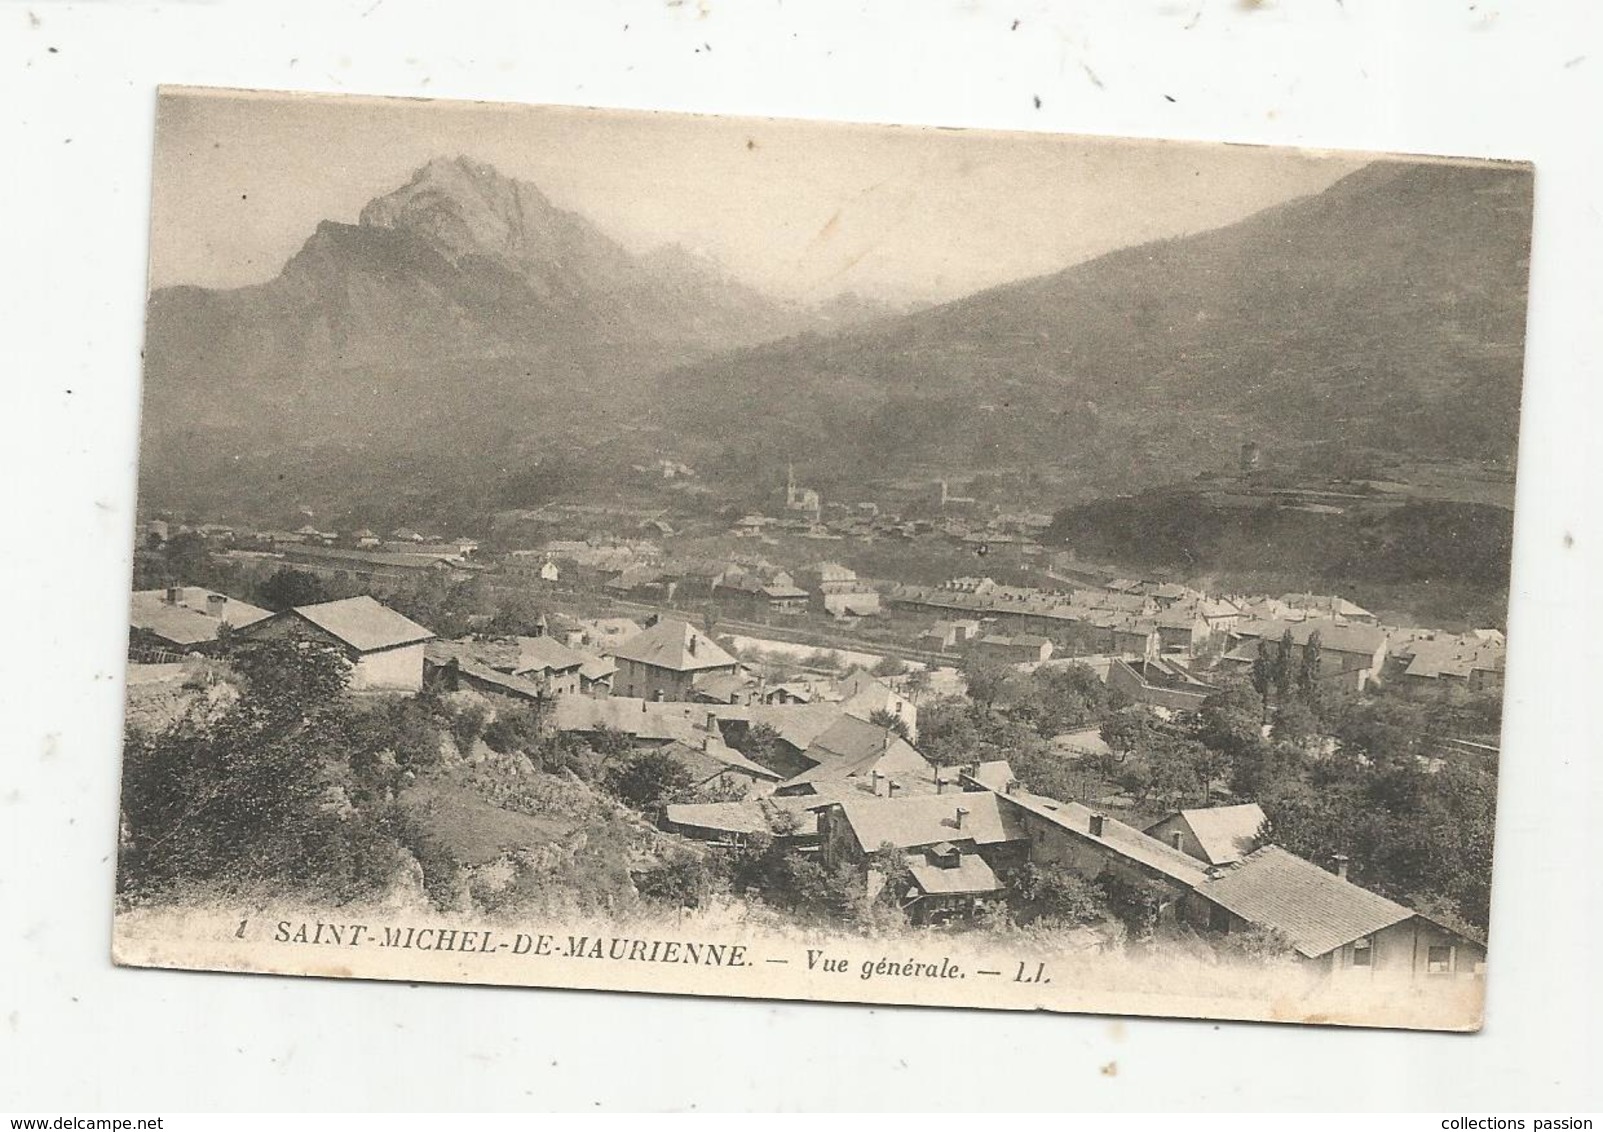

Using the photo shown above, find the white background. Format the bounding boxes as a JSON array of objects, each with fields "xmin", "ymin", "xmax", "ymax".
[{"xmin": 2, "ymin": 0, "xmax": 1600, "ymax": 1113}]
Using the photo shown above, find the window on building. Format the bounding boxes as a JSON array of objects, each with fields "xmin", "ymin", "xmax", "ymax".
[
  {"xmin": 1352, "ymin": 937, "xmax": 1373, "ymax": 967},
  {"xmin": 1427, "ymin": 945, "xmax": 1453, "ymax": 974}
]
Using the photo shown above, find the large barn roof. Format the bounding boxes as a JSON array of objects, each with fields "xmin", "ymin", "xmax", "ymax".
[
  {"xmin": 1196, "ymin": 845, "xmax": 1415, "ymax": 959},
  {"xmin": 290, "ymin": 595, "xmax": 434, "ymax": 653}
]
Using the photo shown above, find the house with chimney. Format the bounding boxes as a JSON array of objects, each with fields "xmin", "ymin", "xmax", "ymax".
[
  {"xmin": 773, "ymin": 714, "xmax": 936, "ymax": 799},
  {"xmin": 796, "ymin": 562, "xmax": 882, "ymax": 618},
  {"xmin": 993, "ymin": 789, "xmax": 1213, "ymax": 925},
  {"xmin": 834, "ymin": 668, "xmax": 919, "ymax": 740},
  {"xmin": 1388, "ymin": 630, "xmax": 1507, "ymax": 693},
  {"xmin": 1144, "ymin": 803, "xmax": 1268, "ymax": 866},
  {"xmin": 129, "ymin": 586, "xmax": 272, "ymax": 659},
  {"xmin": 916, "ymin": 618, "xmax": 986, "ymax": 653},
  {"xmin": 424, "ymin": 633, "xmax": 588, "ymax": 698},
  {"xmin": 1278, "ymin": 593, "xmax": 1376, "ymax": 625},
  {"xmin": 1221, "ymin": 618, "xmax": 1390, "ymax": 692},
  {"xmin": 647, "ymin": 739, "xmax": 784, "ymax": 800},
  {"xmin": 610, "ymin": 618, "xmax": 739, "ymax": 702},
  {"xmin": 713, "ymin": 564, "xmax": 809, "ymax": 614},
  {"xmin": 238, "ymin": 594, "xmax": 435, "ymax": 692},
  {"xmin": 815, "ymin": 790, "xmax": 1031, "ymax": 922},
  {"xmin": 664, "ymin": 794, "xmax": 831, "ymax": 849},
  {"xmin": 1182, "ymin": 846, "xmax": 1486, "ymax": 980},
  {"xmin": 1154, "ymin": 605, "xmax": 1214, "ymax": 655},
  {"xmin": 970, "ymin": 633, "xmax": 1054, "ymax": 665}
]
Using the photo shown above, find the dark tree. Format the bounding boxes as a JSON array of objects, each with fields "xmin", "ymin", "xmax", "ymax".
[
  {"xmin": 867, "ymin": 709, "xmax": 911, "ymax": 739},
  {"xmin": 1250, "ymin": 639, "xmax": 1273, "ymax": 709},
  {"xmin": 1100, "ymin": 706, "xmax": 1156, "ymax": 762},
  {"xmin": 605, "ymin": 749, "xmax": 695, "ymax": 815},
  {"xmin": 117, "ymin": 638, "xmax": 399, "ymax": 898},
  {"xmin": 257, "ymin": 567, "xmax": 330, "ymax": 612},
  {"xmin": 1273, "ymin": 628, "xmax": 1297, "ymax": 701},
  {"xmin": 961, "ymin": 655, "xmax": 1011, "ymax": 713},
  {"xmin": 1298, "ymin": 630, "xmax": 1323, "ymax": 701}
]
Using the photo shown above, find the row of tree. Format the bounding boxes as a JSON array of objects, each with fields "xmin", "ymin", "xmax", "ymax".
[{"xmin": 918, "ymin": 653, "xmax": 1499, "ymax": 931}]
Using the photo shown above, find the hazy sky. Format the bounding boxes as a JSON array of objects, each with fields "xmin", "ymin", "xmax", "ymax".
[{"xmin": 151, "ymin": 87, "xmax": 1367, "ymax": 304}]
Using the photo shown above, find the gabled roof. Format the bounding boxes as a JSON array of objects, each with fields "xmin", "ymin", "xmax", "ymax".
[
  {"xmin": 835, "ymin": 670, "xmax": 907, "ymax": 720},
  {"xmin": 514, "ymin": 634, "xmax": 586, "ymax": 675},
  {"xmin": 1232, "ymin": 617, "xmax": 1387, "ymax": 656},
  {"xmin": 960, "ymin": 759, "xmax": 1017, "ymax": 793},
  {"xmin": 1396, "ymin": 634, "xmax": 1506, "ymax": 680},
  {"xmin": 719, "ymin": 573, "xmax": 808, "ymax": 600},
  {"xmin": 610, "ymin": 619, "xmax": 737, "ymax": 673},
  {"xmin": 427, "ymin": 635, "xmax": 583, "ymax": 677},
  {"xmin": 425, "ymin": 650, "xmax": 547, "ymax": 701},
  {"xmin": 977, "ymin": 633, "xmax": 1051, "ymax": 648},
  {"xmin": 719, "ymin": 702, "xmax": 850, "ymax": 752},
  {"xmin": 833, "ymin": 791, "xmax": 1027, "ymax": 853},
  {"xmin": 665, "ymin": 794, "xmax": 828, "ymax": 837},
  {"xmin": 1150, "ymin": 803, "xmax": 1267, "ymax": 866},
  {"xmin": 801, "ymin": 714, "xmax": 922, "ymax": 775},
  {"xmin": 130, "ymin": 587, "xmax": 271, "ymax": 646},
  {"xmin": 1155, "ymin": 606, "xmax": 1208, "ymax": 630},
  {"xmin": 1195, "ymin": 845, "xmax": 1415, "ymax": 959},
  {"xmin": 1279, "ymin": 593, "xmax": 1373, "ymax": 619},
  {"xmin": 288, "ymin": 595, "xmax": 434, "ymax": 653},
  {"xmin": 665, "ymin": 800, "xmax": 773, "ymax": 836},
  {"xmin": 692, "ymin": 670, "xmax": 755, "ymax": 702},
  {"xmin": 996, "ymin": 791, "xmax": 1211, "ymax": 887},
  {"xmin": 549, "ymin": 694, "xmax": 710, "ymax": 745},
  {"xmin": 605, "ymin": 565, "xmax": 668, "ymax": 591},
  {"xmin": 906, "ymin": 853, "xmax": 1005, "ymax": 896},
  {"xmin": 655, "ymin": 739, "xmax": 783, "ymax": 784}
]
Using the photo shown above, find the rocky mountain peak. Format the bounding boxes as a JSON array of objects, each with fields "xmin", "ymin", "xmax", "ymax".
[{"xmin": 357, "ymin": 154, "xmax": 567, "ymax": 265}]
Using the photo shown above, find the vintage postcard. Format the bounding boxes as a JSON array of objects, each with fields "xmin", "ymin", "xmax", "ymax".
[{"xmin": 115, "ymin": 86, "xmax": 1531, "ymax": 1030}]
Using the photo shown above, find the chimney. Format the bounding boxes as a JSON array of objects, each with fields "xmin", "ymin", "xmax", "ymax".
[
  {"xmin": 935, "ymin": 776, "xmax": 945, "ymax": 795},
  {"xmin": 871, "ymin": 770, "xmax": 884, "ymax": 797},
  {"xmin": 955, "ymin": 806, "xmax": 969, "ymax": 830},
  {"xmin": 165, "ymin": 585, "xmax": 182, "ymax": 605},
  {"xmin": 1004, "ymin": 779, "xmax": 1018, "ymax": 795},
  {"xmin": 206, "ymin": 594, "xmax": 226, "ymax": 617},
  {"xmin": 1332, "ymin": 854, "xmax": 1350, "ymax": 880},
  {"xmin": 706, "ymin": 711, "xmax": 718, "ymax": 732},
  {"xmin": 888, "ymin": 779, "xmax": 901, "ymax": 797},
  {"xmin": 687, "ymin": 633, "xmax": 698, "ymax": 657},
  {"xmin": 1089, "ymin": 813, "xmax": 1106, "ymax": 837}
]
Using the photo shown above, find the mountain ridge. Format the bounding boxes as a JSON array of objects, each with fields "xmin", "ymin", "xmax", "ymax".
[
  {"xmin": 653, "ymin": 158, "xmax": 1533, "ymax": 497},
  {"xmin": 136, "ymin": 154, "xmax": 1533, "ymax": 523}
]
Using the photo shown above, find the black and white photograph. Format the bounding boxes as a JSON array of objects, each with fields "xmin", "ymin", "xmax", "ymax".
[{"xmin": 110, "ymin": 84, "xmax": 1532, "ymax": 1032}]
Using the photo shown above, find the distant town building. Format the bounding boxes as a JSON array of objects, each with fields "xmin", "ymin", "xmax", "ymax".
[
  {"xmin": 610, "ymin": 618, "xmax": 739, "ymax": 702},
  {"xmin": 784, "ymin": 464, "xmax": 822, "ymax": 521},
  {"xmin": 970, "ymin": 634, "xmax": 1054, "ymax": 665},
  {"xmin": 1222, "ymin": 618, "xmax": 1389, "ymax": 691}
]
